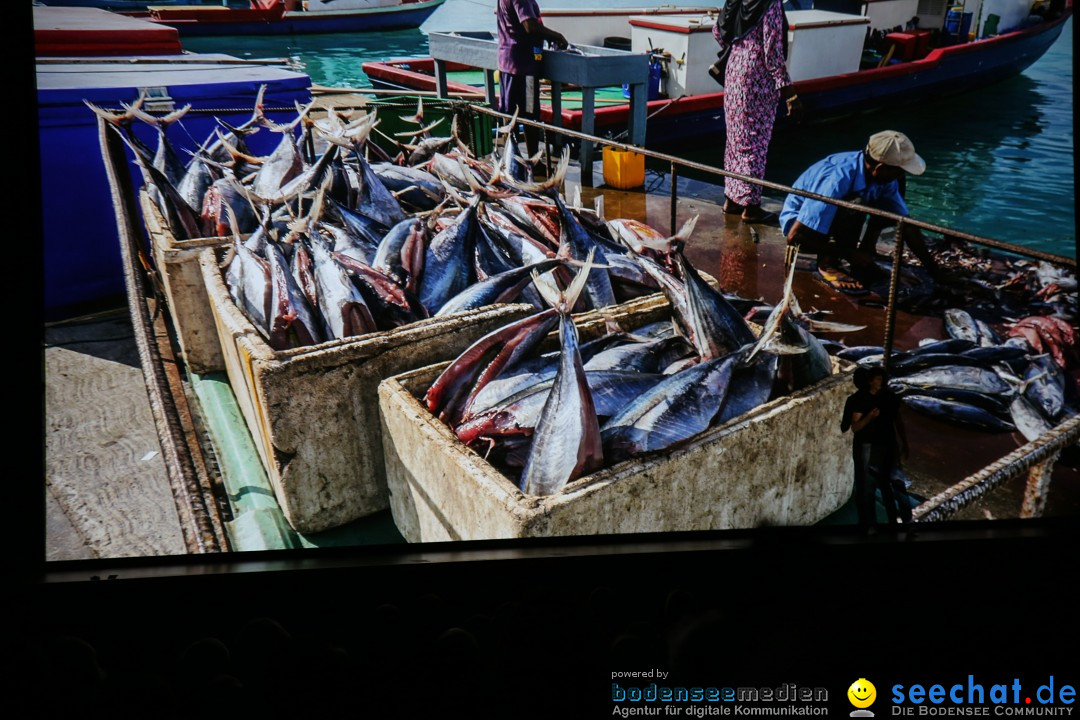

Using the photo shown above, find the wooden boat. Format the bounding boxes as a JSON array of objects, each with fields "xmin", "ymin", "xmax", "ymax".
[
  {"xmin": 138, "ymin": 0, "xmax": 447, "ymax": 36},
  {"xmin": 362, "ymin": 2, "xmax": 1072, "ymax": 147}
]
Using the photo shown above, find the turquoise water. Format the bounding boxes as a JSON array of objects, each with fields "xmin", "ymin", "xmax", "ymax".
[{"xmin": 181, "ymin": 9, "xmax": 1074, "ymax": 257}]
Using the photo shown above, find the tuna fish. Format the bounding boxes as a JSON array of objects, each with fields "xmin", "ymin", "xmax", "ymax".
[
  {"xmin": 944, "ymin": 308, "xmax": 980, "ymax": 344},
  {"xmin": 264, "ymin": 240, "xmax": 323, "ymax": 350},
  {"xmin": 892, "ymin": 366, "xmax": 1015, "ymax": 396},
  {"xmin": 901, "ymin": 395, "xmax": 1016, "ymax": 433},
  {"xmin": 519, "ymin": 256, "xmax": 605, "ymax": 496},
  {"xmin": 435, "ymin": 259, "xmax": 563, "ymax": 317},
  {"xmin": 424, "ymin": 309, "xmax": 560, "ymax": 425}
]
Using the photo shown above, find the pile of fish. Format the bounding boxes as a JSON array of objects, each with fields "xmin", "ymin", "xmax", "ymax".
[
  {"xmin": 424, "ymin": 241, "xmax": 836, "ymax": 497},
  {"xmin": 92, "ymin": 92, "xmax": 698, "ymax": 350},
  {"xmin": 837, "ymin": 308, "xmax": 1078, "ymax": 442},
  {"xmin": 886, "ymin": 237, "xmax": 1077, "ymax": 323}
]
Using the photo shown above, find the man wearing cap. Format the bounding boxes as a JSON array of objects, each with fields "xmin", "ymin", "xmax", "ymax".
[
  {"xmin": 496, "ymin": 0, "xmax": 568, "ymax": 159},
  {"xmin": 779, "ymin": 130, "xmax": 944, "ymax": 295}
]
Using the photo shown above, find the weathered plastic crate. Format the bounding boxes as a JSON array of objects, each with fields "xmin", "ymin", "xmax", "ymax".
[
  {"xmin": 199, "ymin": 245, "xmax": 543, "ymax": 533},
  {"xmin": 141, "ymin": 190, "xmax": 229, "ymax": 374},
  {"xmin": 378, "ymin": 300, "xmax": 854, "ymax": 542}
]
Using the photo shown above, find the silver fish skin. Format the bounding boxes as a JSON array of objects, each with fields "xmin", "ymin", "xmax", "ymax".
[
  {"xmin": 636, "ymin": 256, "xmax": 694, "ymax": 334},
  {"xmin": 355, "ymin": 153, "xmax": 408, "ymax": 228},
  {"xmin": 944, "ymin": 309, "xmax": 980, "ymax": 344},
  {"xmin": 289, "ymin": 240, "xmax": 320, "ymax": 320},
  {"xmin": 975, "ymin": 319, "xmax": 1003, "ymax": 347},
  {"xmin": 582, "ymin": 336, "xmax": 685, "ymax": 374},
  {"xmin": 129, "ymin": 104, "xmax": 191, "ymax": 189},
  {"xmin": 1024, "ymin": 355, "xmax": 1065, "ymax": 419},
  {"xmin": 778, "ymin": 314, "xmax": 831, "ymax": 391},
  {"xmin": 456, "ymin": 371, "xmax": 665, "ymax": 446},
  {"xmin": 473, "ymin": 222, "xmax": 518, "ymax": 281},
  {"xmin": 464, "ymin": 333, "xmax": 637, "ymax": 417},
  {"xmin": 553, "ymin": 192, "xmax": 616, "ymax": 311},
  {"xmin": 407, "ymin": 136, "xmax": 456, "ymax": 167},
  {"xmin": 325, "ymin": 198, "xmax": 385, "ymax": 255},
  {"xmin": 249, "ymin": 143, "xmax": 340, "ymax": 206},
  {"xmin": 520, "ymin": 314, "xmax": 604, "ymax": 496},
  {"xmin": 959, "ymin": 345, "xmax": 1029, "ymax": 365},
  {"xmin": 419, "ymin": 199, "xmax": 480, "ymax": 314},
  {"xmin": 901, "ymin": 395, "xmax": 1016, "ymax": 433},
  {"xmin": 889, "ymin": 353, "xmax": 982, "ymax": 375},
  {"xmin": 678, "ymin": 252, "xmax": 757, "ymax": 360},
  {"xmin": 715, "ymin": 354, "xmax": 778, "ymax": 424},
  {"xmin": 910, "ymin": 338, "xmax": 977, "ymax": 356},
  {"xmin": 265, "ymin": 241, "xmax": 323, "ymax": 350},
  {"xmin": 1009, "ymin": 395, "xmax": 1054, "ymax": 442},
  {"xmin": 601, "ymin": 353, "xmax": 739, "ymax": 462},
  {"xmin": 176, "ymin": 153, "xmax": 219, "ymax": 214},
  {"xmin": 226, "ymin": 236, "xmax": 272, "ymax": 337},
  {"xmin": 250, "ymin": 129, "xmax": 304, "ymax": 199},
  {"xmin": 373, "ymin": 218, "xmax": 426, "ymax": 290},
  {"xmin": 892, "ymin": 385, "xmax": 1011, "ymax": 415},
  {"xmin": 372, "ymin": 162, "xmax": 446, "ymax": 210},
  {"xmin": 308, "ymin": 236, "xmax": 377, "ymax": 340},
  {"xmin": 436, "ymin": 259, "xmax": 562, "ymax": 317},
  {"xmin": 837, "ymin": 345, "xmax": 886, "ymax": 361},
  {"xmin": 892, "ymin": 365, "xmax": 1015, "ymax": 395}
]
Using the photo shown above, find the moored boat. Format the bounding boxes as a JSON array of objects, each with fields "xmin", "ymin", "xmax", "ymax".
[
  {"xmin": 134, "ymin": 0, "xmax": 448, "ymax": 36},
  {"xmin": 362, "ymin": 2, "xmax": 1072, "ymax": 146},
  {"xmin": 34, "ymin": 5, "xmax": 312, "ymax": 316}
]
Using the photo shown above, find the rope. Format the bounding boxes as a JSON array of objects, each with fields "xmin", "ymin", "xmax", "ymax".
[{"xmin": 912, "ymin": 415, "xmax": 1080, "ymax": 523}]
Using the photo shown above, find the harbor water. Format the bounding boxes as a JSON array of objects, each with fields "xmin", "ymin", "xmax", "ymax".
[{"xmin": 181, "ymin": 4, "xmax": 1074, "ymax": 258}]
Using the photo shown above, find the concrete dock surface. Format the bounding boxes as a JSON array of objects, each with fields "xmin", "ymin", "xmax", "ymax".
[{"xmin": 43, "ymin": 169, "xmax": 1079, "ymax": 560}]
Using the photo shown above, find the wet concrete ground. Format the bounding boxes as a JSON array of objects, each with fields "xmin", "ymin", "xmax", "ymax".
[
  {"xmin": 45, "ymin": 310, "xmax": 187, "ymax": 561},
  {"xmin": 576, "ymin": 172, "xmax": 1080, "ymax": 522}
]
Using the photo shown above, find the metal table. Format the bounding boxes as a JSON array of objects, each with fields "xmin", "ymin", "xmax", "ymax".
[{"xmin": 428, "ymin": 31, "xmax": 648, "ymax": 183}]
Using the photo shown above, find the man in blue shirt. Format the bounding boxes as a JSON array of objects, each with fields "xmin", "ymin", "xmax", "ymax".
[{"xmin": 779, "ymin": 130, "xmax": 943, "ymax": 294}]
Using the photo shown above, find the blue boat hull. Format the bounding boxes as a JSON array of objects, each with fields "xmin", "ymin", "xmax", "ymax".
[
  {"xmin": 155, "ymin": 1, "xmax": 445, "ymax": 37},
  {"xmin": 38, "ymin": 58, "xmax": 313, "ymax": 318}
]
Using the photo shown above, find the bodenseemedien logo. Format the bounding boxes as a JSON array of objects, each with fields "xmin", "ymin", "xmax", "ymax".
[{"xmin": 850, "ymin": 679, "xmax": 878, "ymax": 717}]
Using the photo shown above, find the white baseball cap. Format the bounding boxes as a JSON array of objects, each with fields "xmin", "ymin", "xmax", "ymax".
[{"xmin": 866, "ymin": 130, "xmax": 926, "ymax": 175}]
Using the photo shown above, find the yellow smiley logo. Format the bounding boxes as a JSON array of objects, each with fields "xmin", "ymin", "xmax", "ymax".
[{"xmin": 848, "ymin": 679, "xmax": 877, "ymax": 708}]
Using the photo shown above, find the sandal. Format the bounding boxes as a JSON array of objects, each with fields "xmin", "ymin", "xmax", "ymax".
[
  {"xmin": 722, "ymin": 198, "xmax": 744, "ymax": 215},
  {"xmin": 742, "ymin": 208, "xmax": 779, "ymax": 225},
  {"xmin": 816, "ymin": 265, "xmax": 869, "ymax": 296}
]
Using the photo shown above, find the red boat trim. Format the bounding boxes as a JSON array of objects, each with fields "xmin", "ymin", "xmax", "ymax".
[
  {"xmin": 544, "ymin": 7, "xmax": 714, "ymax": 17},
  {"xmin": 788, "ymin": 18, "xmax": 870, "ymax": 29},
  {"xmin": 627, "ymin": 19, "xmax": 714, "ymax": 33}
]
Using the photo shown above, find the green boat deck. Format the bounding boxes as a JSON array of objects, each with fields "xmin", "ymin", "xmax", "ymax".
[{"xmin": 449, "ymin": 69, "xmax": 632, "ymax": 110}]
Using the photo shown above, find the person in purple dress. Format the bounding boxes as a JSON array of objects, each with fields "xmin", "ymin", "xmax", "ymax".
[
  {"xmin": 712, "ymin": 0, "xmax": 803, "ymax": 224},
  {"xmin": 496, "ymin": 0, "xmax": 568, "ymax": 159}
]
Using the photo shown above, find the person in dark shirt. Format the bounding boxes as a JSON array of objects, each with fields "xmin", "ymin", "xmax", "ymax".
[
  {"xmin": 840, "ymin": 366, "xmax": 912, "ymax": 528},
  {"xmin": 496, "ymin": 0, "xmax": 567, "ymax": 158}
]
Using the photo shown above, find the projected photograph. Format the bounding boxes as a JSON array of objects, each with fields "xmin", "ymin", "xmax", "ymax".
[{"xmin": 39, "ymin": 0, "xmax": 1076, "ymax": 559}]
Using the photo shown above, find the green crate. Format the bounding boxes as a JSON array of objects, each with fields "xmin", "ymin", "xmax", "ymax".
[{"xmin": 366, "ymin": 97, "xmax": 494, "ymax": 160}]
